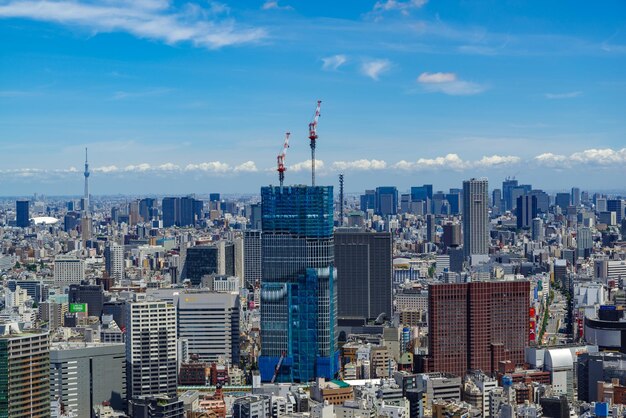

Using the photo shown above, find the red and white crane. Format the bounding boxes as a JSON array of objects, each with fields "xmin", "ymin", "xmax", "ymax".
[
  {"xmin": 277, "ymin": 132, "xmax": 291, "ymax": 187},
  {"xmin": 308, "ymin": 100, "xmax": 321, "ymax": 186}
]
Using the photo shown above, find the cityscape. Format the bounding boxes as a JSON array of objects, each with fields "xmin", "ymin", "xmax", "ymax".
[{"xmin": 1, "ymin": 1, "xmax": 626, "ymax": 418}]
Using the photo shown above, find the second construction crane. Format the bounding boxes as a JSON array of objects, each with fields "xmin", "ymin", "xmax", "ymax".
[
  {"xmin": 308, "ymin": 100, "xmax": 322, "ymax": 186},
  {"xmin": 277, "ymin": 132, "xmax": 291, "ymax": 187}
]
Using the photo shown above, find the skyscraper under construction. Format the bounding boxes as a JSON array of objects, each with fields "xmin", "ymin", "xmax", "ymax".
[{"xmin": 258, "ymin": 185, "xmax": 339, "ymax": 383}]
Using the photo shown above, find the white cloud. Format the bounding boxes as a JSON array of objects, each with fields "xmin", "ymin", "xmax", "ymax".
[
  {"xmin": 361, "ymin": 59, "xmax": 391, "ymax": 80},
  {"xmin": 545, "ymin": 91, "xmax": 582, "ymax": 99},
  {"xmin": 417, "ymin": 72, "xmax": 456, "ymax": 83},
  {"xmin": 474, "ymin": 155, "xmax": 521, "ymax": 167},
  {"xmin": 535, "ymin": 148, "xmax": 626, "ymax": 168},
  {"xmin": 321, "ymin": 54, "xmax": 348, "ymax": 71},
  {"xmin": 234, "ymin": 161, "xmax": 258, "ymax": 172},
  {"xmin": 0, "ymin": 0, "xmax": 266, "ymax": 49},
  {"xmin": 124, "ymin": 163, "xmax": 151, "ymax": 172},
  {"xmin": 157, "ymin": 162, "xmax": 180, "ymax": 171},
  {"xmin": 374, "ymin": 0, "xmax": 427, "ymax": 14},
  {"xmin": 261, "ymin": 1, "xmax": 293, "ymax": 11},
  {"xmin": 185, "ymin": 162, "xmax": 230, "ymax": 172},
  {"xmin": 393, "ymin": 154, "xmax": 520, "ymax": 171},
  {"xmin": 289, "ymin": 159, "xmax": 324, "ymax": 172},
  {"xmin": 93, "ymin": 165, "xmax": 119, "ymax": 173},
  {"xmin": 331, "ymin": 159, "xmax": 387, "ymax": 171},
  {"xmin": 416, "ymin": 71, "xmax": 486, "ymax": 95}
]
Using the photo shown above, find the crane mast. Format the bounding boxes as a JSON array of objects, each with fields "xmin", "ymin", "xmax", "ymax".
[
  {"xmin": 277, "ymin": 132, "xmax": 291, "ymax": 187},
  {"xmin": 308, "ymin": 100, "xmax": 321, "ymax": 186}
]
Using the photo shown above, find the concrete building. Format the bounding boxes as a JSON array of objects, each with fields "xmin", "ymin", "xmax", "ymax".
[
  {"xmin": 335, "ymin": 229, "xmax": 392, "ymax": 321},
  {"xmin": 463, "ymin": 178, "xmax": 489, "ymax": 257},
  {"xmin": 53, "ymin": 257, "xmax": 85, "ymax": 285},
  {"xmin": 232, "ymin": 395, "xmax": 271, "ymax": 418},
  {"xmin": 50, "ymin": 342, "xmax": 126, "ymax": 417},
  {"xmin": 176, "ymin": 291, "xmax": 240, "ymax": 364},
  {"xmin": 126, "ymin": 297, "xmax": 178, "ymax": 398},
  {"xmin": 0, "ymin": 324, "xmax": 50, "ymax": 417},
  {"xmin": 244, "ymin": 230, "xmax": 262, "ymax": 288},
  {"xmin": 105, "ymin": 242, "xmax": 125, "ymax": 282},
  {"xmin": 426, "ymin": 280, "xmax": 530, "ymax": 377},
  {"xmin": 129, "ymin": 395, "xmax": 185, "ymax": 418}
]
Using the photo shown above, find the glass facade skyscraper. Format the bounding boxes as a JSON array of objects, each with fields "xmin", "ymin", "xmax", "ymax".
[{"xmin": 258, "ymin": 185, "xmax": 339, "ymax": 383}]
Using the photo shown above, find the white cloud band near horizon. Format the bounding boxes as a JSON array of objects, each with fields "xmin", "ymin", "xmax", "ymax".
[{"xmin": 1, "ymin": 148, "xmax": 625, "ymax": 180}]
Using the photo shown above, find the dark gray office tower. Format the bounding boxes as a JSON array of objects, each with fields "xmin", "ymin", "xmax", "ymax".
[
  {"xmin": 446, "ymin": 192, "xmax": 461, "ymax": 215},
  {"xmin": 502, "ymin": 178, "xmax": 518, "ymax": 211},
  {"xmin": 442, "ymin": 223, "xmax": 461, "ymax": 248},
  {"xmin": 180, "ymin": 196, "xmax": 203, "ymax": 227},
  {"xmin": 64, "ymin": 211, "xmax": 80, "ymax": 232},
  {"xmin": 162, "ymin": 197, "xmax": 179, "ymax": 227},
  {"xmin": 68, "ymin": 283, "xmax": 105, "ymax": 318},
  {"xmin": 248, "ymin": 203, "xmax": 262, "ymax": 230},
  {"xmin": 243, "ymin": 230, "xmax": 262, "ymax": 288},
  {"xmin": 411, "ymin": 185, "xmax": 433, "ymax": 202},
  {"xmin": 463, "ymin": 178, "xmax": 489, "ymax": 257},
  {"xmin": 103, "ymin": 300, "xmax": 127, "ymax": 330},
  {"xmin": 607, "ymin": 199, "xmax": 625, "ymax": 223},
  {"xmin": 335, "ymin": 229, "xmax": 392, "ymax": 322},
  {"xmin": 529, "ymin": 189, "xmax": 550, "ymax": 213},
  {"xmin": 516, "ymin": 195, "xmax": 537, "ymax": 229},
  {"xmin": 139, "ymin": 198, "xmax": 156, "ymax": 222},
  {"xmin": 360, "ymin": 190, "xmax": 376, "ymax": 212},
  {"xmin": 577, "ymin": 351, "xmax": 626, "ymax": 402},
  {"xmin": 426, "ymin": 214, "xmax": 436, "ymax": 243},
  {"xmin": 555, "ymin": 193, "xmax": 571, "ymax": 211},
  {"xmin": 492, "ymin": 189, "xmax": 502, "ymax": 211},
  {"xmin": 571, "ymin": 187, "xmax": 581, "ymax": 206},
  {"xmin": 375, "ymin": 186, "xmax": 398, "ymax": 216},
  {"xmin": 16, "ymin": 200, "xmax": 29, "ymax": 227},
  {"xmin": 209, "ymin": 193, "xmax": 220, "ymax": 202},
  {"xmin": 184, "ymin": 243, "xmax": 234, "ymax": 286}
]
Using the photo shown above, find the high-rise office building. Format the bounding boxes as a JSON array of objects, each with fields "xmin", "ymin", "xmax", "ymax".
[
  {"xmin": 162, "ymin": 197, "xmax": 179, "ymax": 228},
  {"xmin": 426, "ymin": 214, "xmax": 437, "ymax": 243},
  {"xmin": 15, "ymin": 200, "xmax": 29, "ymax": 228},
  {"xmin": 375, "ymin": 186, "xmax": 398, "ymax": 217},
  {"xmin": 68, "ymin": 283, "xmax": 105, "ymax": 318},
  {"xmin": 502, "ymin": 178, "xmax": 518, "ymax": 212},
  {"xmin": 446, "ymin": 192, "xmax": 461, "ymax": 215},
  {"xmin": 359, "ymin": 190, "xmax": 376, "ymax": 213},
  {"xmin": 176, "ymin": 291, "xmax": 240, "ymax": 364},
  {"xmin": 571, "ymin": 187, "xmax": 581, "ymax": 206},
  {"xmin": 532, "ymin": 218, "xmax": 544, "ymax": 242},
  {"xmin": 529, "ymin": 189, "xmax": 550, "ymax": 213},
  {"xmin": 50, "ymin": 342, "xmax": 126, "ymax": 416},
  {"xmin": 105, "ymin": 242, "xmax": 125, "ymax": 283},
  {"xmin": 184, "ymin": 242, "xmax": 235, "ymax": 286},
  {"xmin": 258, "ymin": 185, "xmax": 338, "ymax": 383},
  {"xmin": 462, "ymin": 179, "xmax": 489, "ymax": 257},
  {"xmin": 411, "ymin": 184, "xmax": 433, "ymax": 202},
  {"xmin": 516, "ymin": 195, "xmax": 538, "ymax": 229},
  {"xmin": 492, "ymin": 189, "xmax": 502, "ymax": 212},
  {"xmin": 442, "ymin": 222, "xmax": 462, "ymax": 248},
  {"xmin": 607, "ymin": 199, "xmax": 625, "ymax": 223},
  {"xmin": 426, "ymin": 280, "xmax": 530, "ymax": 377},
  {"xmin": 0, "ymin": 324, "xmax": 50, "ymax": 417},
  {"xmin": 576, "ymin": 227, "xmax": 593, "ymax": 259},
  {"xmin": 53, "ymin": 257, "xmax": 85, "ymax": 285},
  {"xmin": 139, "ymin": 198, "xmax": 156, "ymax": 222},
  {"xmin": 555, "ymin": 193, "xmax": 571, "ymax": 211},
  {"xmin": 243, "ymin": 230, "xmax": 262, "ymax": 288},
  {"xmin": 335, "ymin": 229, "xmax": 392, "ymax": 322},
  {"xmin": 126, "ymin": 298, "xmax": 177, "ymax": 398}
]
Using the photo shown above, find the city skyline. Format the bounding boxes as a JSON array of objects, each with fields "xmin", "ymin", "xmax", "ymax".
[{"xmin": 1, "ymin": 1, "xmax": 625, "ymax": 194}]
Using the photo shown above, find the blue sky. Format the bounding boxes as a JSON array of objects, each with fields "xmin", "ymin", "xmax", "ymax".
[{"xmin": 0, "ymin": 0, "xmax": 625, "ymax": 196}]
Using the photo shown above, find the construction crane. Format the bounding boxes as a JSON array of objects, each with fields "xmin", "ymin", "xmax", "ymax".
[
  {"xmin": 276, "ymin": 132, "xmax": 291, "ymax": 187},
  {"xmin": 271, "ymin": 351, "xmax": 287, "ymax": 384},
  {"xmin": 308, "ymin": 100, "xmax": 322, "ymax": 186}
]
